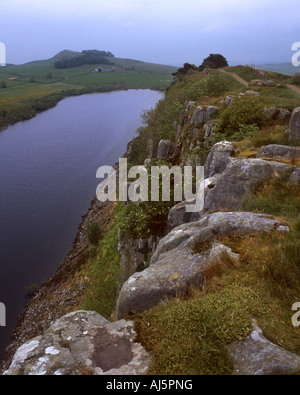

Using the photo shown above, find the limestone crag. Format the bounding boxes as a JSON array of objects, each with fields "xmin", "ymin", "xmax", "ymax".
[
  {"xmin": 229, "ymin": 321, "xmax": 300, "ymax": 375},
  {"xmin": 116, "ymin": 212, "xmax": 289, "ymax": 319},
  {"xmin": 204, "ymin": 157, "xmax": 295, "ymax": 213},
  {"xmin": 204, "ymin": 141, "xmax": 235, "ymax": 178},
  {"xmin": 3, "ymin": 311, "xmax": 150, "ymax": 376},
  {"xmin": 168, "ymin": 143, "xmax": 299, "ymax": 229},
  {"xmin": 157, "ymin": 139, "xmax": 175, "ymax": 159},
  {"xmin": 289, "ymin": 107, "xmax": 300, "ymax": 143},
  {"xmin": 257, "ymin": 144, "xmax": 300, "ymax": 160},
  {"xmin": 190, "ymin": 106, "xmax": 219, "ymax": 125}
]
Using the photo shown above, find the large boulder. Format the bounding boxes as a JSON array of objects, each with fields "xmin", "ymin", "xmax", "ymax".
[
  {"xmin": 190, "ymin": 106, "xmax": 219, "ymax": 125},
  {"xmin": 170, "ymin": 155, "xmax": 297, "ymax": 231},
  {"xmin": 289, "ymin": 107, "xmax": 300, "ymax": 144},
  {"xmin": 167, "ymin": 176, "xmax": 220, "ymax": 231},
  {"xmin": 290, "ymin": 168, "xmax": 300, "ymax": 184},
  {"xmin": 157, "ymin": 139, "xmax": 175, "ymax": 159},
  {"xmin": 263, "ymin": 108, "xmax": 290, "ymax": 121},
  {"xmin": 219, "ymin": 95, "xmax": 236, "ymax": 106},
  {"xmin": 278, "ymin": 108, "xmax": 291, "ymax": 120},
  {"xmin": 229, "ymin": 321, "xmax": 300, "ymax": 375},
  {"xmin": 185, "ymin": 101, "xmax": 196, "ymax": 112},
  {"xmin": 204, "ymin": 141, "xmax": 235, "ymax": 178},
  {"xmin": 203, "ymin": 120, "xmax": 217, "ymax": 138},
  {"xmin": 257, "ymin": 144, "xmax": 300, "ymax": 160},
  {"xmin": 245, "ymin": 90, "xmax": 260, "ymax": 97},
  {"xmin": 264, "ymin": 107, "xmax": 277, "ymax": 120},
  {"xmin": 204, "ymin": 158, "xmax": 294, "ymax": 213},
  {"xmin": 116, "ymin": 212, "xmax": 289, "ymax": 319},
  {"xmin": 264, "ymin": 80, "xmax": 275, "ymax": 87},
  {"xmin": 3, "ymin": 311, "xmax": 150, "ymax": 375}
]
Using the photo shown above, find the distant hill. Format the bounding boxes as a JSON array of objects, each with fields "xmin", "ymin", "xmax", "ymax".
[
  {"xmin": 52, "ymin": 50, "xmax": 82, "ymax": 61},
  {"xmin": 8, "ymin": 49, "xmax": 177, "ymax": 75},
  {"xmin": 259, "ymin": 63, "xmax": 300, "ymax": 76},
  {"xmin": 49, "ymin": 49, "xmax": 176, "ymax": 74}
]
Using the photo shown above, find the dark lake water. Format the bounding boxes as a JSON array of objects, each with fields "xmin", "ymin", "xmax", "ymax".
[{"xmin": 0, "ymin": 89, "xmax": 163, "ymax": 360}]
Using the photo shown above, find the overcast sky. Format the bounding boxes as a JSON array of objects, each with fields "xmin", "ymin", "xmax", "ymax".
[{"xmin": 0, "ymin": 0, "xmax": 299, "ymax": 66}]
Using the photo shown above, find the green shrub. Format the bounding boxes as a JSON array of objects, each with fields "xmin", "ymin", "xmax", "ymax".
[
  {"xmin": 89, "ymin": 245, "xmax": 98, "ymax": 258},
  {"xmin": 80, "ymin": 206, "xmax": 122, "ymax": 318},
  {"xmin": 119, "ymin": 162, "xmax": 179, "ymax": 239},
  {"xmin": 120, "ymin": 200, "xmax": 173, "ymax": 239},
  {"xmin": 135, "ymin": 285, "xmax": 261, "ymax": 375},
  {"xmin": 86, "ymin": 222, "xmax": 103, "ymax": 245},
  {"xmin": 217, "ymin": 96, "xmax": 265, "ymax": 137}
]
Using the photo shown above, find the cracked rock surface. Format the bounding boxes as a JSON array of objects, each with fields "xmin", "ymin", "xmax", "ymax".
[
  {"xmin": 116, "ymin": 212, "xmax": 289, "ymax": 319},
  {"xmin": 3, "ymin": 311, "xmax": 150, "ymax": 376}
]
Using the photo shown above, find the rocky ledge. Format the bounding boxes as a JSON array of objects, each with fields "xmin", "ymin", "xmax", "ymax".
[
  {"xmin": 116, "ymin": 211, "xmax": 289, "ymax": 319},
  {"xmin": 3, "ymin": 311, "xmax": 150, "ymax": 376}
]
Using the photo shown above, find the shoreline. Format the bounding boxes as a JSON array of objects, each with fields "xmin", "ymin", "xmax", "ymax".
[{"xmin": 0, "ymin": 84, "xmax": 164, "ymax": 132}]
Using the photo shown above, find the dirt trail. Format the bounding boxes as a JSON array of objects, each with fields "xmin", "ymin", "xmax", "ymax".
[
  {"xmin": 286, "ymin": 84, "xmax": 300, "ymax": 95},
  {"xmin": 220, "ymin": 70, "xmax": 248, "ymax": 86},
  {"xmin": 222, "ymin": 70, "xmax": 300, "ymax": 96}
]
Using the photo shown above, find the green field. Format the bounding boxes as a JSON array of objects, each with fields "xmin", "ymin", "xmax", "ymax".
[{"xmin": 0, "ymin": 51, "xmax": 177, "ymax": 130}]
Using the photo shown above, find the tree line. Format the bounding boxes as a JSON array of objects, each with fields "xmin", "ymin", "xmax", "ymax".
[
  {"xmin": 172, "ymin": 54, "xmax": 228, "ymax": 79},
  {"xmin": 55, "ymin": 50, "xmax": 115, "ymax": 69}
]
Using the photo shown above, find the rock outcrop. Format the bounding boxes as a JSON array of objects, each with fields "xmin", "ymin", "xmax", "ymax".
[
  {"xmin": 245, "ymin": 90, "xmax": 260, "ymax": 97},
  {"xmin": 249, "ymin": 79, "xmax": 275, "ymax": 87},
  {"xmin": 116, "ymin": 212, "xmax": 289, "ymax": 319},
  {"xmin": 168, "ymin": 143, "xmax": 298, "ymax": 229},
  {"xmin": 204, "ymin": 141, "xmax": 235, "ymax": 178},
  {"xmin": 264, "ymin": 107, "xmax": 291, "ymax": 121},
  {"xmin": 229, "ymin": 321, "xmax": 300, "ymax": 375},
  {"xmin": 204, "ymin": 158, "xmax": 294, "ymax": 213},
  {"xmin": 257, "ymin": 144, "xmax": 300, "ymax": 160},
  {"xmin": 289, "ymin": 107, "xmax": 300, "ymax": 144},
  {"xmin": 219, "ymin": 95, "xmax": 236, "ymax": 106},
  {"xmin": 157, "ymin": 139, "xmax": 175, "ymax": 159},
  {"xmin": 290, "ymin": 168, "xmax": 300, "ymax": 184},
  {"xmin": 203, "ymin": 120, "xmax": 217, "ymax": 138},
  {"xmin": 167, "ymin": 176, "xmax": 219, "ymax": 231},
  {"xmin": 3, "ymin": 311, "xmax": 150, "ymax": 376},
  {"xmin": 190, "ymin": 106, "xmax": 219, "ymax": 125},
  {"xmin": 118, "ymin": 235, "xmax": 160, "ymax": 289}
]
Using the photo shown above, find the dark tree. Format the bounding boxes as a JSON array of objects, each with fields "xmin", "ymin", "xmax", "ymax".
[
  {"xmin": 199, "ymin": 54, "xmax": 228, "ymax": 71},
  {"xmin": 172, "ymin": 63, "xmax": 198, "ymax": 79},
  {"xmin": 54, "ymin": 50, "xmax": 114, "ymax": 69}
]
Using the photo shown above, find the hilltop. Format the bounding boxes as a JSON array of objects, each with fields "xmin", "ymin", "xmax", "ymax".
[{"xmin": 2, "ymin": 64, "xmax": 300, "ymax": 375}]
